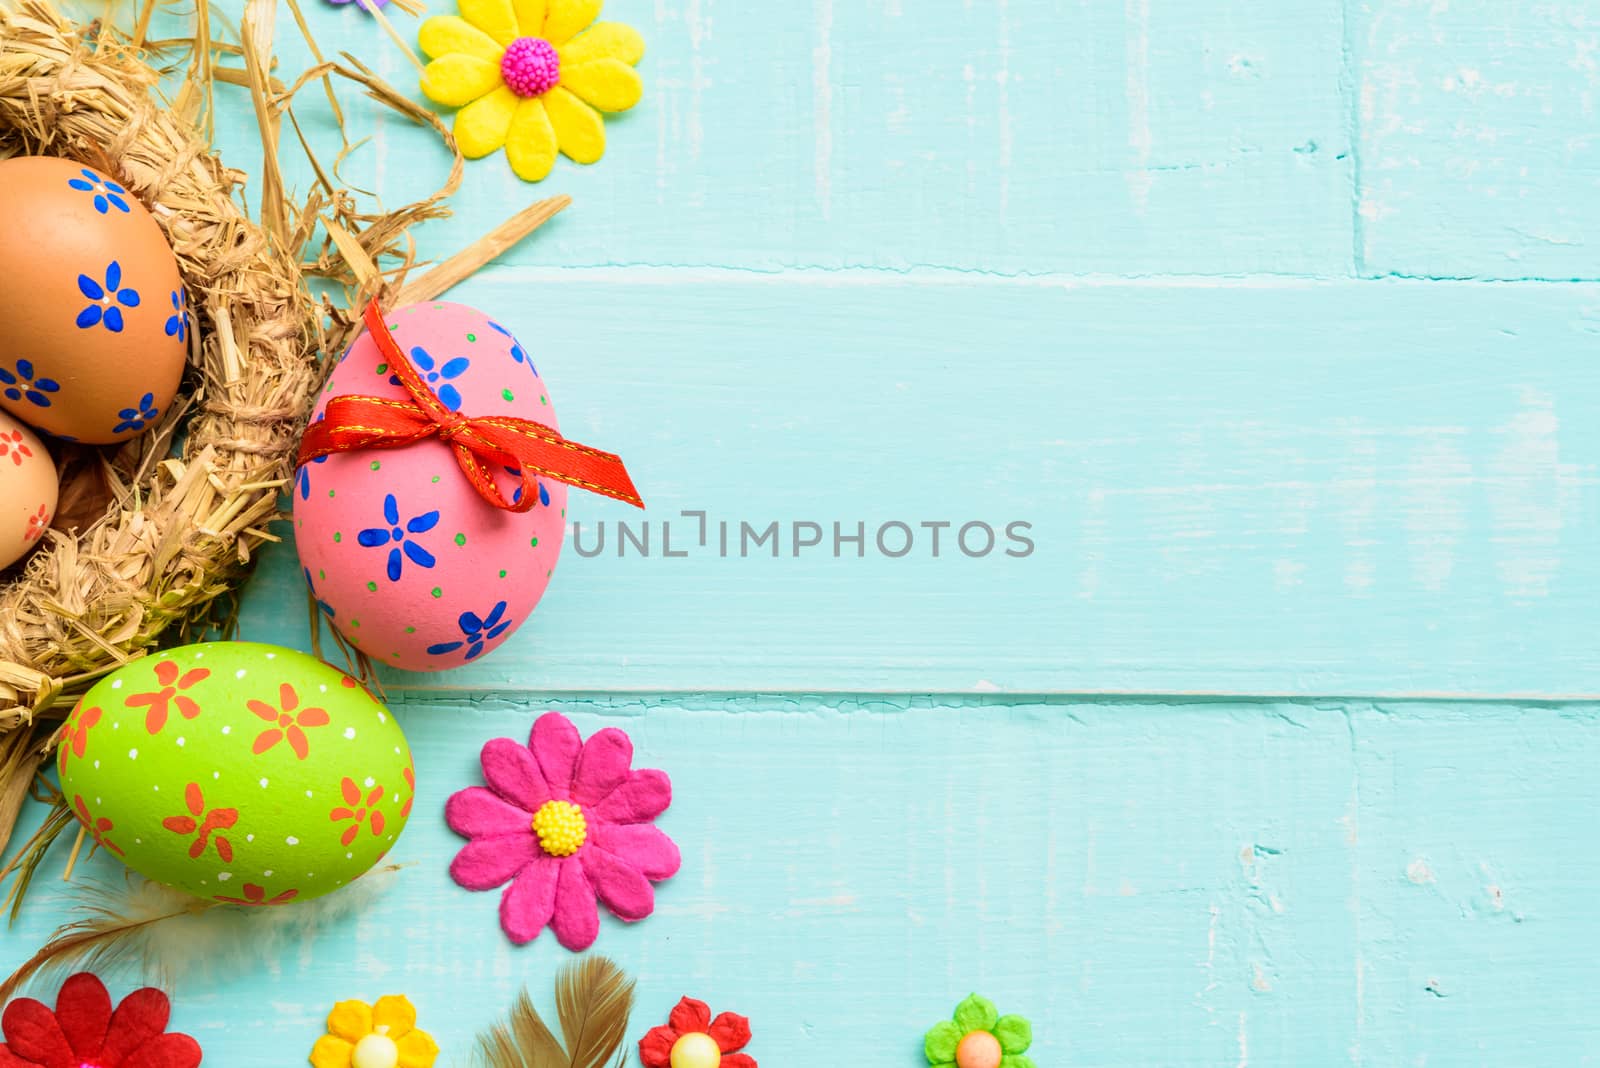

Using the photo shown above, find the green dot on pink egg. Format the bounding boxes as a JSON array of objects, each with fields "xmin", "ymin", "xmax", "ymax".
[
  {"xmin": 455, "ymin": 533, "xmax": 466, "ymax": 546},
  {"xmin": 502, "ymin": 388, "xmax": 514, "ymax": 402},
  {"xmin": 431, "ymin": 588, "xmax": 442, "ymax": 599}
]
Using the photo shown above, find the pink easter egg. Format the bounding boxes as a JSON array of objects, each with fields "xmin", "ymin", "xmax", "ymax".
[{"xmin": 292, "ymin": 301, "xmax": 567, "ymax": 671}]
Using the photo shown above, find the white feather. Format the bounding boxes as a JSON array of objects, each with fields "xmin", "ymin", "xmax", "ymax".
[{"xmin": 5, "ymin": 866, "xmax": 402, "ymax": 998}]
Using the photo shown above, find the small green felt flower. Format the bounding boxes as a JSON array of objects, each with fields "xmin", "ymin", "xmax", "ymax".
[{"xmin": 923, "ymin": 994, "xmax": 1035, "ymax": 1068}]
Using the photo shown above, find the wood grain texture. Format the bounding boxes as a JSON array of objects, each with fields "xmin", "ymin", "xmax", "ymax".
[
  {"xmin": 6, "ymin": 1, "xmax": 1597, "ymax": 1064},
  {"xmin": 1354, "ymin": 0, "xmax": 1600, "ymax": 280},
  {"xmin": 5, "ymin": 697, "xmax": 1599, "ymax": 1066},
  {"xmin": 242, "ymin": 272, "xmax": 1600, "ymax": 698},
  {"xmin": 198, "ymin": 0, "xmax": 1355, "ymax": 277}
]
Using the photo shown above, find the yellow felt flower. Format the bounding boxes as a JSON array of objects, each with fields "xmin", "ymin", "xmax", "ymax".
[
  {"xmin": 418, "ymin": 0, "xmax": 644, "ymax": 181},
  {"xmin": 309, "ymin": 995, "xmax": 440, "ymax": 1068}
]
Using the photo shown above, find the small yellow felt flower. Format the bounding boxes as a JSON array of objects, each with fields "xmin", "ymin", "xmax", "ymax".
[
  {"xmin": 309, "ymin": 995, "xmax": 440, "ymax": 1068},
  {"xmin": 418, "ymin": 0, "xmax": 645, "ymax": 181}
]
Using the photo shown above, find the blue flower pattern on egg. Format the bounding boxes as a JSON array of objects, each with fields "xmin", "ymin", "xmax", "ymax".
[
  {"xmin": 357, "ymin": 493, "xmax": 440, "ymax": 582},
  {"xmin": 502, "ymin": 467, "xmax": 551, "ymax": 508},
  {"xmin": 164, "ymin": 290, "xmax": 189, "ymax": 342},
  {"xmin": 297, "ymin": 413, "xmax": 329, "ymax": 500},
  {"xmin": 0, "ymin": 361, "xmax": 61, "ymax": 408},
  {"xmin": 112, "ymin": 393, "xmax": 160, "ymax": 435},
  {"xmin": 302, "ymin": 567, "xmax": 336, "ymax": 620},
  {"xmin": 76, "ymin": 261, "xmax": 140, "ymax": 333},
  {"xmin": 389, "ymin": 346, "xmax": 469, "ymax": 411},
  {"xmin": 488, "ymin": 320, "xmax": 536, "ymax": 376},
  {"xmin": 66, "ymin": 169, "xmax": 130, "ymax": 215},
  {"xmin": 427, "ymin": 601, "xmax": 512, "ymax": 661}
]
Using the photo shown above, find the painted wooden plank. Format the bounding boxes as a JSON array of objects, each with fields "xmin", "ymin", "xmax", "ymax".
[
  {"xmin": 5, "ymin": 696, "xmax": 1597, "ymax": 1064},
  {"xmin": 195, "ymin": 0, "xmax": 1354, "ymax": 278},
  {"xmin": 1355, "ymin": 0, "xmax": 1600, "ymax": 280},
  {"xmin": 241, "ymin": 272, "xmax": 1600, "ymax": 697}
]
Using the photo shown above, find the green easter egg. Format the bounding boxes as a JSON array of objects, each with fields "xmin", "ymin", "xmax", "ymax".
[{"xmin": 57, "ymin": 641, "xmax": 414, "ymax": 906}]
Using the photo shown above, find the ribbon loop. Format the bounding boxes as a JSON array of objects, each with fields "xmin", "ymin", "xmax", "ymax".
[{"xmin": 296, "ymin": 299, "xmax": 643, "ymax": 512}]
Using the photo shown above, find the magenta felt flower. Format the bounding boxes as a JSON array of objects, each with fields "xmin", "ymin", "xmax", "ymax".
[{"xmin": 446, "ymin": 711, "xmax": 680, "ymax": 950}]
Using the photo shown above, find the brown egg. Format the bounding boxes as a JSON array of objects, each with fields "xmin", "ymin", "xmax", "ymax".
[
  {"xmin": 0, "ymin": 156, "xmax": 186, "ymax": 444},
  {"xmin": 0, "ymin": 412, "xmax": 58, "ymax": 569}
]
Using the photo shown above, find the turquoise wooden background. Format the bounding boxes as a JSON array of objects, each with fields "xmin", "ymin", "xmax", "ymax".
[{"xmin": 7, "ymin": 0, "xmax": 1600, "ymax": 1064}]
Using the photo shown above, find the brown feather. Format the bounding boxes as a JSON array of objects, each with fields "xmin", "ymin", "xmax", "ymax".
[
  {"xmin": 470, "ymin": 957, "xmax": 635, "ymax": 1068},
  {"xmin": 559, "ymin": 957, "xmax": 636, "ymax": 1068},
  {"xmin": 472, "ymin": 987, "xmax": 567, "ymax": 1068}
]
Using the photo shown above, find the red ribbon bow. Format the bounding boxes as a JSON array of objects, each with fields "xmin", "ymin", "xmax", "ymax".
[{"xmin": 297, "ymin": 299, "xmax": 643, "ymax": 512}]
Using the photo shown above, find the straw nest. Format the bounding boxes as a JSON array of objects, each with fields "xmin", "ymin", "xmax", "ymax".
[{"xmin": 0, "ymin": 0, "xmax": 566, "ymax": 872}]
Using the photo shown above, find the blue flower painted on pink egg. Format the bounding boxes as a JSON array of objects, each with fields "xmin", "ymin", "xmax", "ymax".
[
  {"xmin": 390, "ymin": 346, "xmax": 469, "ymax": 411},
  {"xmin": 357, "ymin": 493, "xmax": 440, "ymax": 582},
  {"xmin": 426, "ymin": 601, "xmax": 512, "ymax": 661}
]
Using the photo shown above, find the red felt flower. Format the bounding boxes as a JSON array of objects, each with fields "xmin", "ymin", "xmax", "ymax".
[
  {"xmin": 638, "ymin": 998, "xmax": 756, "ymax": 1068},
  {"xmin": 0, "ymin": 972, "xmax": 201, "ymax": 1068}
]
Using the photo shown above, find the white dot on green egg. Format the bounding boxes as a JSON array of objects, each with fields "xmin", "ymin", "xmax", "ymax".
[
  {"xmin": 344, "ymin": 728, "xmax": 356, "ymax": 739},
  {"xmin": 93, "ymin": 760, "xmax": 99, "ymax": 769},
  {"xmin": 194, "ymin": 652, "xmax": 204, "ymax": 659},
  {"xmin": 246, "ymin": 834, "xmax": 254, "ymax": 842},
  {"xmin": 176, "ymin": 737, "xmax": 185, "ymax": 747},
  {"xmin": 265, "ymin": 652, "xmax": 276, "ymax": 659},
  {"xmin": 112, "ymin": 722, "xmax": 119, "ymax": 730},
  {"xmin": 217, "ymin": 872, "xmax": 232, "ymax": 882},
  {"xmin": 346, "ymin": 853, "xmax": 353, "ymax": 859},
  {"xmin": 111, "ymin": 680, "xmax": 122, "ymax": 689},
  {"xmin": 212, "ymin": 771, "xmax": 219, "ymax": 779},
  {"xmin": 305, "ymin": 790, "xmax": 313, "ymax": 799},
  {"xmin": 128, "ymin": 748, "xmax": 138, "ymax": 759},
  {"xmin": 221, "ymin": 725, "xmax": 231, "ymax": 735},
  {"xmin": 235, "ymin": 669, "xmax": 246, "ymax": 679},
  {"xmin": 378, "ymin": 712, "xmax": 387, "ymax": 723},
  {"xmin": 287, "ymin": 836, "xmax": 299, "ymax": 846},
  {"xmin": 364, "ymin": 777, "xmax": 375, "ymax": 788},
  {"xmin": 95, "ymin": 797, "xmax": 102, "ymax": 805},
  {"xmin": 259, "ymin": 778, "xmax": 269, "ymax": 788},
  {"xmin": 264, "ymin": 870, "xmax": 273, "ymax": 877},
  {"xmin": 319, "ymin": 684, "xmax": 328, "ymax": 693},
  {"xmin": 134, "ymin": 838, "xmax": 141, "ymax": 845},
  {"xmin": 152, "ymin": 785, "xmax": 159, "ymax": 791}
]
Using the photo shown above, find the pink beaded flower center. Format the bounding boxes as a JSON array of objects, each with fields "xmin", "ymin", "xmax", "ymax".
[{"xmin": 501, "ymin": 37, "xmax": 561, "ymax": 97}]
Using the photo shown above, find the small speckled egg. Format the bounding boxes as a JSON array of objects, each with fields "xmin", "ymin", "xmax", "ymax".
[
  {"xmin": 0, "ymin": 412, "xmax": 56, "ymax": 569},
  {"xmin": 58, "ymin": 642, "xmax": 415, "ymax": 905},
  {"xmin": 293, "ymin": 302, "xmax": 567, "ymax": 671},
  {"xmin": 0, "ymin": 156, "xmax": 187, "ymax": 443}
]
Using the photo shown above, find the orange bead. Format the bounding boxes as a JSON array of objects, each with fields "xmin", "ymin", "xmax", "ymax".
[{"xmin": 955, "ymin": 1030, "xmax": 1002, "ymax": 1068}]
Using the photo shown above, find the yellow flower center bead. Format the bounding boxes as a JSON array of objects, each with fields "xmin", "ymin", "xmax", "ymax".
[
  {"xmin": 352, "ymin": 1030, "xmax": 400, "ymax": 1068},
  {"xmin": 533, "ymin": 799, "xmax": 587, "ymax": 856},
  {"xmin": 670, "ymin": 1032, "xmax": 722, "ymax": 1068}
]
